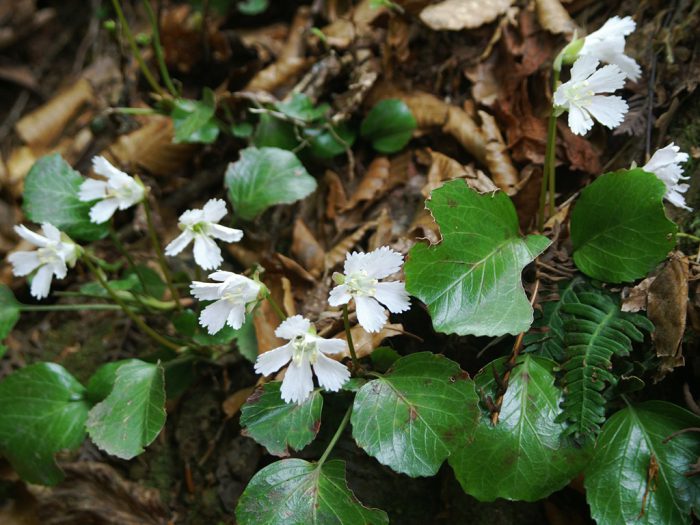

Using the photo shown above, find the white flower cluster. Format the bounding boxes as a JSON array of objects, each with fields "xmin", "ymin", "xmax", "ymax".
[
  {"xmin": 7, "ymin": 154, "xmax": 411, "ymax": 405},
  {"xmin": 198, "ymin": 246, "xmax": 410, "ymax": 404},
  {"xmin": 8, "ymin": 223, "xmax": 80, "ymax": 299},
  {"xmin": 554, "ymin": 16, "xmax": 639, "ymax": 136},
  {"xmin": 8, "ymin": 157, "xmax": 147, "ymax": 299},
  {"xmin": 555, "ymin": 16, "xmax": 692, "ymax": 209}
]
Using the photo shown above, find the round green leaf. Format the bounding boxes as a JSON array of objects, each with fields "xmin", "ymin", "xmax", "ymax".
[
  {"xmin": 171, "ymin": 88, "xmax": 219, "ymax": 144},
  {"xmin": 86, "ymin": 360, "xmax": 166, "ymax": 459},
  {"xmin": 22, "ymin": 154, "xmax": 109, "ymax": 241},
  {"xmin": 449, "ymin": 355, "xmax": 591, "ymax": 501},
  {"xmin": 253, "ymin": 113, "xmax": 300, "ymax": 150},
  {"xmin": 360, "ymin": 99, "xmax": 416, "ymax": 153},
  {"xmin": 305, "ymin": 123, "xmax": 356, "ymax": 159},
  {"xmin": 585, "ymin": 401, "xmax": 700, "ymax": 525},
  {"xmin": 351, "ymin": 352, "xmax": 479, "ymax": 477},
  {"xmin": 405, "ymin": 180, "xmax": 550, "ymax": 337},
  {"xmin": 238, "ymin": 0, "xmax": 269, "ymax": 15},
  {"xmin": 275, "ymin": 93, "xmax": 330, "ymax": 123},
  {"xmin": 225, "ymin": 147, "xmax": 317, "ymax": 220},
  {"xmin": 0, "ymin": 363, "xmax": 89, "ymax": 485},
  {"xmin": 240, "ymin": 382, "xmax": 322, "ymax": 456},
  {"xmin": 571, "ymin": 169, "xmax": 677, "ymax": 283},
  {"xmin": 236, "ymin": 459, "xmax": 388, "ymax": 524}
]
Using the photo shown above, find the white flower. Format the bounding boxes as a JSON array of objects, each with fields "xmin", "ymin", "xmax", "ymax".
[
  {"xmin": 328, "ymin": 246, "xmax": 410, "ymax": 333},
  {"xmin": 579, "ymin": 16, "xmax": 641, "ymax": 82},
  {"xmin": 254, "ymin": 315, "xmax": 350, "ymax": 404},
  {"xmin": 8, "ymin": 223, "xmax": 80, "ymax": 299},
  {"xmin": 553, "ymin": 55, "xmax": 628, "ymax": 136},
  {"xmin": 78, "ymin": 156, "xmax": 145, "ymax": 224},
  {"xmin": 165, "ymin": 199, "xmax": 243, "ymax": 270},
  {"xmin": 642, "ymin": 143, "xmax": 692, "ymax": 210},
  {"xmin": 190, "ymin": 271, "xmax": 261, "ymax": 334}
]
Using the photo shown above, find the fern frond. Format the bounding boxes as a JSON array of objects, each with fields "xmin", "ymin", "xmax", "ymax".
[
  {"xmin": 522, "ymin": 277, "xmax": 585, "ymax": 361},
  {"xmin": 558, "ymin": 291, "xmax": 654, "ymax": 441}
]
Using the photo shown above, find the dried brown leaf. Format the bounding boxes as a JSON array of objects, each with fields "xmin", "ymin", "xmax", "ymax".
[
  {"xmin": 281, "ymin": 276, "xmax": 297, "ymax": 316},
  {"xmin": 246, "ymin": 7, "xmax": 312, "ymax": 93},
  {"xmin": 343, "ymin": 157, "xmax": 391, "ymax": 211},
  {"xmin": 109, "ymin": 116, "xmax": 198, "ymax": 177},
  {"xmin": 369, "ymin": 208, "xmax": 395, "ymax": 251},
  {"xmin": 422, "ymin": 150, "xmax": 497, "ymax": 198},
  {"xmin": 325, "ymin": 170, "xmax": 348, "ymax": 220},
  {"xmin": 15, "ymin": 78, "xmax": 93, "ymax": 147},
  {"xmin": 479, "ymin": 110, "xmax": 519, "ymax": 194},
  {"xmin": 324, "ymin": 221, "xmax": 376, "ymax": 271},
  {"xmin": 420, "ymin": 0, "xmax": 513, "ymax": 31},
  {"xmin": 253, "ymin": 295, "xmax": 286, "ymax": 355},
  {"xmin": 535, "ymin": 0, "xmax": 576, "ymax": 35},
  {"xmin": 409, "ymin": 208, "xmax": 441, "ymax": 244},
  {"xmin": 272, "ymin": 253, "xmax": 317, "ymax": 284},
  {"xmin": 321, "ymin": 0, "xmax": 386, "ymax": 49},
  {"xmin": 292, "ymin": 219, "xmax": 325, "ymax": 277},
  {"xmin": 334, "ymin": 323, "xmax": 404, "ymax": 359},
  {"xmin": 222, "ymin": 386, "xmax": 256, "ymax": 419},
  {"xmin": 29, "ymin": 462, "xmax": 167, "ymax": 525},
  {"xmin": 621, "ymin": 276, "xmax": 654, "ymax": 313},
  {"xmin": 648, "ymin": 254, "xmax": 689, "ymax": 381}
]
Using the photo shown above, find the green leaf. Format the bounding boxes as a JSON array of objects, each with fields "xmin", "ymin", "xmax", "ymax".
[
  {"xmin": 240, "ymin": 382, "xmax": 322, "ymax": 456},
  {"xmin": 80, "ymin": 273, "xmax": 140, "ymax": 297},
  {"xmin": 351, "ymin": 352, "xmax": 479, "ymax": 477},
  {"xmin": 522, "ymin": 277, "xmax": 585, "ymax": 361},
  {"xmin": 449, "ymin": 355, "xmax": 591, "ymax": 501},
  {"xmin": 305, "ymin": 123, "xmax": 356, "ymax": 159},
  {"xmin": 275, "ymin": 93, "xmax": 330, "ymax": 123},
  {"xmin": 0, "ymin": 363, "xmax": 89, "ymax": 485},
  {"xmin": 238, "ymin": 0, "xmax": 268, "ymax": 15},
  {"xmin": 360, "ymin": 99, "xmax": 416, "ymax": 153},
  {"xmin": 233, "ymin": 315, "xmax": 258, "ymax": 362},
  {"xmin": 171, "ymin": 88, "xmax": 220, "ymax": 144},
  {"xmin": 173, "ymin": 309, "xmax": 198, "ymax": 337},
  {"xmin": 225, "ymin": 147, "xmax": 317, "ymax": 220},
  {"xmin": 236, "ymin": 459, "xmax": 388, "ymax": 524},
  {"xmin": 22, "ymin": 154, "xmax": 109, "ymax": 241},
  {"xmin": 571, "ymin": 169, "xmax": 677, "ymax": 283},
  {"xmin": 0, "ymin": 285, "xmax": 20, "ymax": 347},
  {"xmin": 252, "ymin": 113, "xmax": 300, "ymax": 150},
  {"xmin": 585, "ymin": 401, "xmax": 700, "ymax": 525},
  {"xmin": 232, "ymin": 121, "xmax": 254, "ymax": 138},
  {"xmin": 125, "ymin": 265, "xmax": 166, "ymax": 299},
  {"xmin": 86, "ymin": 360, "xmax": 166, "ymax": 459},
  {"xmin": 86, "ymin": 359, "xmax": 141, "ymax": 404},
  {"xmin": 405, "ymin": 180, "xmax": 550, "ymax": 337},
  {"xmin": 558, "ymin": 290, "xmax": 654, "ymax": 441},
  {"xmin": 370, "ymin": 346, "xmax": 401, "ymax": 373}
]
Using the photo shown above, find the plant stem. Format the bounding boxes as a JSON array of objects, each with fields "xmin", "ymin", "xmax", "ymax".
[
  {"xmin": 342, "ymin": 304, "xmax": 360, "ymax": 372},
  {"xmin": 111, "ymin": 0, "xmax": 164, "ymax": 96},
  {"xmin": 141, "ymin": 0, "xmax": 178, "ymax": 97},
  {"xmin": 83, "ymin": 254, "xmax": 182, "ymax": 352},
  {"xmin": 677, "ymin": 232, "xmax": 700, "ymax": 243},
  {"xmin": 19, "ymin": 304, "xmax": 121, "ymax": 312},
  {"xmin": 109, "ymin": 228, "xmax": 148, "ymax": 291},
  {"xmin": 266, "ymin": 294, "xmax": 287, "ymax": 321},
  {"xmin": 537, "ymin": 67, "xmax": 561, "ymax": 231},
  {"xmin": 142, "ymin": 197, "xmax": 182, "ymax": 310},
  {"xmin": 317, "ymin": 404, "xmax": 353, "ymax": 468}
]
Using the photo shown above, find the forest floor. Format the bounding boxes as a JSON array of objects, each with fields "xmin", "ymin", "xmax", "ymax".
[{"xmin": 0, "ymin": 0, "xmax": 699, "ymax": 524}]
